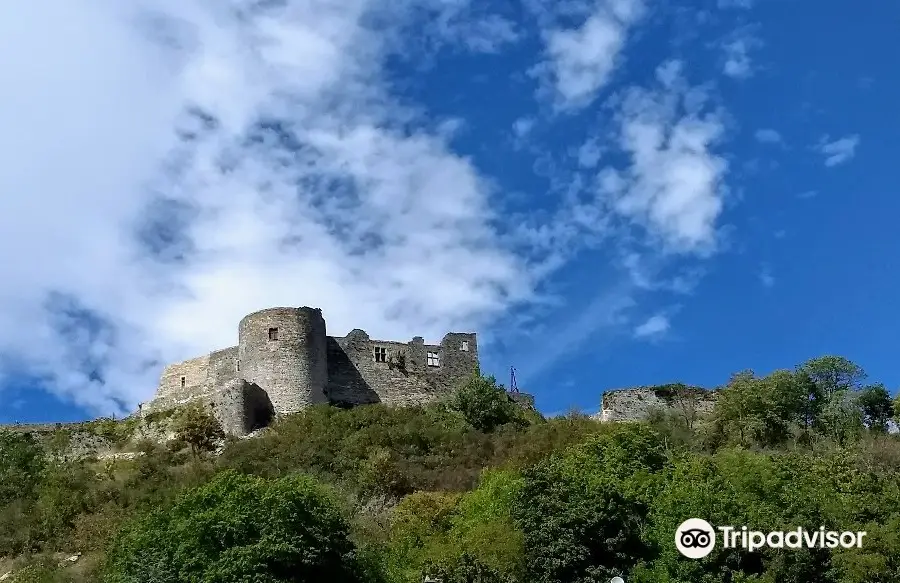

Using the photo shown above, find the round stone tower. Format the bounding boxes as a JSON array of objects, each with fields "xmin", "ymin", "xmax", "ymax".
[{"xmin": 238, "ymin": 307, "xmax": 328, "ymax": 415}]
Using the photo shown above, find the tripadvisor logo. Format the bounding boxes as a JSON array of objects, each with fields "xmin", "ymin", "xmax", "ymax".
[
  {"xmin": 675, "ymin": 519, "xmax": 866, "ymax": 558},
  {"xmin": 675, "ymin": 518, "xmax": 716, "ymax": 558}
]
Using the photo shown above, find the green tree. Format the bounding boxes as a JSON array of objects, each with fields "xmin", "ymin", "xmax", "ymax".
[
  {"xmin": 383, "ymin": 470, "xmax": 525, "ymax": 583},
  {"xmin": 174, "ymin": 403, "xmax": 225, "ymax": 457},
  {"xmin": 453, "ymin": 371, "xmax": 521, "ymax": 433},
  {"xmin": 513, "ymin": 424, "xmax": 666, "ymax": 583},
  {"xmin": 857, "ymin": 384, "xmax": 894, "ymax": 431},
  {"xmin": 711, "ymin": 371, "xmax": 766, "ymax": 447},
  {"xmin": 819, "ymin": 391, "xmax": 864, "ymax": 446},
  {"xmin": 424, "ymin": 553, "xmax": 515, "ymax": 583},
  {"xmin": 104, "ymin": 470, "xmax": 362, "ymax": 583},
  {"xmin": 0, "ymin": 431, "xmax": 46, "ymax": 505},
  {"xmin": 798, "ymin": 355, "xmax": 867, "ymax": 399}
]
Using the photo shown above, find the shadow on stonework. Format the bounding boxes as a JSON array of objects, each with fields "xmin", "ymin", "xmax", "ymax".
[
  {"xmin": 244, "ymin": 382, "xmax": 275, "ymax": 433},
  {"xmin": 325, "ymin": 336, "xmax": 381, "ymax": 408}
]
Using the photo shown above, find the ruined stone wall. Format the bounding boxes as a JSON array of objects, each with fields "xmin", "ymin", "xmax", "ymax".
[
  {"xmin": 325, "ymin": 330, "xmax": 478, "ymax": 407},
  {"xmin": 145, "ymin": 347, "xmax": 238, "ymax": 414},
  {"xmin": 157, "ymin": 355, "xmax": 211, "ymax": 400},
  {"xmin": 597, "ymin": 385, "xmax": 718, "ymax": 423},
  {"xmin": 238, "ymin": 307, "xmax": 328, "ymax": 415},
  {"xmin": 207, "ymin": 347, "xmax": 239, "ymax": 387}
]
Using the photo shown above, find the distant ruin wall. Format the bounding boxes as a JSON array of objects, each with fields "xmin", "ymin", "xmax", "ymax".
[{"xmin": 597, "ymin": 385, "xmax": 719, "ymax": 423}]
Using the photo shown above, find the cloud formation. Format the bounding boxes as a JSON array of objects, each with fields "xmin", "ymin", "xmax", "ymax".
[
  {"xmin": 817, "ymin": 134, "xmax": 861, "ymax": 167},
  {"xmin": 600, "ymin": 61, "xmax": 729, "ymax": 255},
  {"xmin": 759, "ymin": 264, "xmax": 775, "ymax": 288},
  {"xmin": 754, "ymin": 128, "xmax": 783, "ymax": 144},
  {"xmin": 633, "ymin": 314, "xmax": 670, "ymax": 338},
  {"xmin": 538, "ymin": 0, "xmax": 646, "ymax": 109},
  {"xmin": 721, "ymin": 28, "xmax": 761, "ymax": 80},
  {"xmin": 0, "ymin": 0, "xmax": 538, "ymax": 414},
  {"xmin": 0, "ymin": 0, "xmax": 735, "ymax": 415}
]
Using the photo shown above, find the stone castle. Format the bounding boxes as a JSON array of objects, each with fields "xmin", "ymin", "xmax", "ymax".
[{"xmin": 141, "ymin": 306, "xmax": 480, "ymax": 436}]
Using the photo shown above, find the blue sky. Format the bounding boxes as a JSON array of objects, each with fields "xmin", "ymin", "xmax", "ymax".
[{"xmin": 0, "ymin": 0, "xmax": 897, "ymax": 422}]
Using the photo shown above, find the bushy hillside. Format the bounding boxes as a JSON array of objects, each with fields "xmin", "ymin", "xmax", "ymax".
[{"xmin": 2, "ymin": 358, "xmax": 900, "ymax": 582}]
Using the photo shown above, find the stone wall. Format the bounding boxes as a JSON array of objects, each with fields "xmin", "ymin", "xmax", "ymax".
[
  {"xmin": 597, "ymin": 385, "xmax": 719, "ymax": 424},
  {"xmin": 157, "ymin": 354, "xmax": 212, "ymax": 400},
  {"xmin": 207, "ymin": 347, "xmax": 239, "ymax": 387},
  {"xmin": 325, "ymin": 330, "xmax": 478, "ymax": 407}
]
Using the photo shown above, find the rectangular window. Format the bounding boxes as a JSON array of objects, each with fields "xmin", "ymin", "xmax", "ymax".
[
  {"xmin": 460, "ymin": 340, "xmax": 469, "ymax": 351},
  {"xmin": 374, "ymin": 346, "xmax": 387, "ymax": 363},
  {"xmin": 181, "ymin": 376, "xmax": 186, "ymax": 388},
  {"xmin": 268, "ymin": 327, "xmax": 278, "ymax": 341},
  {"xmin": 236, "ymin": 360, "xmax": 241, "ymax": 372},
  {"xmin": 427, "ymin": 351, "xmax": 440, "ymax": 367}
]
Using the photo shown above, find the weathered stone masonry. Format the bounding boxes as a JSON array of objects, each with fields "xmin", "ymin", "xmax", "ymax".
[
  {"xmin": 595, "ymin": 385, "xmax": 718, "ymax": 424},
  {"xmin": 143, "ymin": 306, "xmax": 480, "ymax": 436}
]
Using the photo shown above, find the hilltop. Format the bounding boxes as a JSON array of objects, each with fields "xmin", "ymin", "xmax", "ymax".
[{"xmin": 1, "ymin": 356, "xmax": 899, "ymax": 582}]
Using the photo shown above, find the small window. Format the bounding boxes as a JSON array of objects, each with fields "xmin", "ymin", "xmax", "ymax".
[
  {"xmin": 427, "ymin": 351, "xmax": 440, "ymax": 367},
  {"xmin": 460, "ymin": 340, "xmax": 469, "ymax": 351},
  {"xmin": 236, "ymin": 360, "xmax": 241, "ymax": 372},
  {"xmin": 268, "ymin": 327, "xmax": 279, "ymax": 341},
  {"xmin": 180, "ymin": 376, "xmax": 186, "ymax": 388},
  {"xmin": 374, "ymin": 346, "xmax": 387, "ymax": 363}
]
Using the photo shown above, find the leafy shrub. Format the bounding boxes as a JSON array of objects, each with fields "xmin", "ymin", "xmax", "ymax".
[
  {"xmin": 452, "ymin": 371, "xmax": 524, "ymax": 433},
  {"xmin": 103, "ymin": 470, "xmax": 363, "ymax": 583},
  {"xmin": 173, "ymin": 403, "xmax": 225, "ymax": 457},
  {"xmin": 0, "ymin": 431, "xmax": 46, "ymax": 504}
]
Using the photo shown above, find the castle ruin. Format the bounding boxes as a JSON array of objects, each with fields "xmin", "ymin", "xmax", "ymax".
[
  {"xmin": 595, "ymin": 384, "xmax": 718, "ymax": 424},
  {"xmin": 141, "ymin": 306, "xmax": 479, "ymax": 436}
]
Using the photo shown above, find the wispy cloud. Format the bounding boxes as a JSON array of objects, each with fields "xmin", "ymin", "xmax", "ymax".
[
  {"xmin": 754, "ymin": 128, "xmax": 783, "ymax": 145},
  {"xmin": 536, "ymin": 0, "xmax": 646, "ymax": 109},
  {"xmin": 721, "ymin": 29, "xmax": 761, "ymax": 79},
  {"xmin": 817, "ymin": 134, "xmax": 861, "ymax": 167},
  {"xmin": 759, "ymin": 264, "xmax": 774, "ymax": 288},
  {"xmin": 634, "ymin": 314, "xmax": 670, "ymax": 339},
  {"xmin": 599, "ymin": 61, "xmax": 729, "ymax": 255},
  {"xmin": 718, "ymin": 0, "xmax": 753, "ymax": 8}
]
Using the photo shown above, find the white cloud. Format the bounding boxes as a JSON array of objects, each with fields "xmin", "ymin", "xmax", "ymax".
[
  {"xmin": 759, "ymin": 265, "xmax": 774, "ymax": 288},
  {"xmin": 421, "ymin": 5, "xmax": 521, "ymax": 55},
  {"xmin": 718, "ymin": 0, "xmax": 753, "ymax": 9},
  {"xmin": 0, "ymin": 0, "xmax": 538, "ymax": 414},
  {"xmin": 754, "ymin": 128, "xmax": 782, "ymax": 144},
  {"xmin": 538, "ymin": 0, "xmax": 646, "ymax": 109},
  {"xmin": 577, "ymin": 138, "xmax": 603, "ymax": 168},
  {"xmin": 633, "ymin": 313, "xmax": 669, "ymax": 338},
  {"xmin": 722, "ymin": 37, "xmax": 754, "ymax": 79},
  {"xmin": 817, "ymin": 134, "xmax": 860, "ymax": 167},
  {"xmin": 512, "ymin": 117, "xmax": 535, "ymax": 143},
  {"xmin": 599, "ymin": 61, "xmax": 728, "ymax": 255}
]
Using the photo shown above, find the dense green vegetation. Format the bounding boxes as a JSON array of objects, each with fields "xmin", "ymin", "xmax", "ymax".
[{"xmin": 1, "ymin": 359, "xmax": 900, "ymax": 582}]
